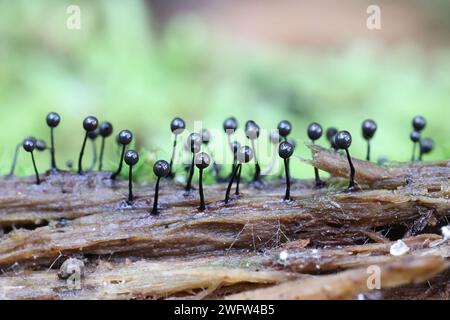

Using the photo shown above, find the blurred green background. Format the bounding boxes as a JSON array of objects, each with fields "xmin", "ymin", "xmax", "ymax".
[{"xmin": 0, "ymin": 0, "xmax": 449, "ymax": 181}]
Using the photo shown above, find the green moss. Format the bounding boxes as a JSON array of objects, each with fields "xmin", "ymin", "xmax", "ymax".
[{"xmin": 0, "ymin": 1, "xmax": 449, "ymax": 180}]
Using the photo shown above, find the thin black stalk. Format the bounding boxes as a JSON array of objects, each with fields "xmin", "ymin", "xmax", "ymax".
[
  {"xmin": 235, "ymin": 164, "xmax": 242, "ymax": 195},
  {"xmin": 50, "ymin": 127, "xmax": 57, "ymax": 170},
  {"xmin": 411, "ymin": 143, "xmax": 416, "ymax": 162},
  {"xmin": 345, "ymin": 149, "xmax": 356, "ymax": 190},
  {"xmin": 168, "ymin": 135, "xmax": 178, "ymax": 177},
  {"xmin": 128, "ymin": 165, "xmax": 133, "ymax": 203},
  {"xmin": 88, "ymin": 139, "xmax": 97, "ymax": 171},
  {"xmin": 111, "ymin": 145, "xmax": 126, "ymax": 180},
  {"xmin": 185, "ymin": 153, "xmax": 195, "ymax": 191},
  {"xmin": 30, "ymin": 151, "xmax": 40, "ymax": 185},
  {"xmin": 311, "ymin": 141, "xmax": 323, "ymax": 187},
  {"xmin": 98, "ymin": 137, "xmax": 106, "ymax": 171},
  {"xmin": 77, "ymin": 133, "xmax": 88, "ymax": 174},
  {"xmin": 231, "ymin": 152, "xmax": 237, "ymax": 178},
  {"xmin": 284, "ymin": 158, "xmax": 290, "ymax": 201},
  {"xmin": 366, "ymin": 140, "xmax": 371, "ymax": 161},
  {"xmin": 251, "ymin": 140, "xmax": 261, "ymax": 182},
  {"xmin": 8, "ymin": 142, "xmax": 21, "ymax": 176},
  {"xmin": 228, "ymin": 135, "xmax": 235, "ymax": 178},
  {"xmin": 151, "ymin": 177, "xmax": 161, "ymax": 215},
  {"xmin": 199, "ymin": 168, "xmax": 205, "ymax": 211},
  {"xmin": 225, "ymin": 164, "xmax": 240, "ymax": 203},
  {"xmin": 314, "ymin": 167, "xmax": 322, "ymax": 186}
]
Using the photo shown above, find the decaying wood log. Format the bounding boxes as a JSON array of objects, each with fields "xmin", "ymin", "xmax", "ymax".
[
  {"xmin": 308, "ymin": 144, "xmax": 450, "ymax": 190},
  {"xmin": 0, "ymin": 253, "xmax": 296, "ymax": 300},
  {"xmin": 0, "ymin": 179, "xmax": 448, "ymax": 268},
  {"xmin": 269, "ymin": 234, "xmax": 449, "ymax": 273},
  {"xmin": 226, "ymin": 256, "xmax": 449, "ymax": 300},
  {"xmin": 0, "ymin": 234, "xmax": 448, "ymax": 299},
  {"xmin": 0, "ymin": 148, "xmax": 449, "ymax": 300}
]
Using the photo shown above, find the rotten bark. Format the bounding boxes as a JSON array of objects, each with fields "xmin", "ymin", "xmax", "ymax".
[
  {"xmin": 0, "ymin": 234, "xmax": 448, "ymax": 299},
  {"xmin": 307, "ymin": 144, "xmax": 450, "ymax": 190},
  {"xmin": 0, "ymin": 147, "xmax": 449, "ymax": 299},
  {"xmin": 226, "ymin": 256, "xmax": 449, "ymax": 300}
]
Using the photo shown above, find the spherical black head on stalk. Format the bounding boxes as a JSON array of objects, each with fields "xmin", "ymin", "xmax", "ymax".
[
  {"xmin": 326, "ymin": 127, "xmax": 338, "ymax": 142},
  {"xmin": 334, "ymin": 130, "xmax": 352, "ymax": 150},
  {"xmin": 410, "ymin": 130, "xmax": 420, "ymax": 143},
  {"xmin": 170, "ymin": 117, "xmax": 186, "ymax": 134},
  {"xmin": 25, "ymin": 136, "xmax": 37, "ymax": 143},
  {"xmin": 99, "ymin": 122, "xmax": 113, "ymax": 138},
  {"xmin": 279, "ymin": 141, "xmax": 294, "ymax": 201},
  {"xmin": 124, "ymin": 150, "xmax": 139, "ymax": 203},
  {"xmin": 124, "ymin": 150, "xmax": 139, "ymax": 166},
  {"xmin": 35, "ymin": 139, "xmax": 47, "ymax": 151},
  {"xmin": 245, "ymin": 121, "xmax": 260, "ymax": 140},
  {"xmin": 87, "ymin": 128, "xmax": 100, "ymax": 140},
  {"xmin": 195, "ymin": 152, "xmax": 211, "ymax": 170},
  {"xmin": 362, "ymin": 119, "xmax": 377, "ymax": 140},
  {"xmin": 153, "ymin": 160, "xmax": 170, "ymax": 178},
  {"xmin": 195, "ymin": 152, "xmax": 210, "ymax": 211},
  {"xmin": 361, "ymin": 119, "xmax": 377, "ymax": 162},
  {"xmin": 223, "ymin": 117, "xmax": 238, "ymax": 134},
  {"xmin": 201, "ymin": 129, "xmax": 211, "ymax": 145},
  {"xmin": 23, "ymin": 138, "xmax": 35, "ymax": 152},
  {"xmin": 335, "ymin": 130, "xmax": 356, "ymax": 190},
  {"xmin": 83, "ymin": 116, "xmax": 98, "ymax": 132},
  {"xmin": 98, "ymin": 122, "xmax": 113, "ymax": 172},
  {"xmin": 277, "ymin": 120, "xmax": 292, "ymax": 138},
  {"xmin": 420, "ymin": 138, "xmax": 434, "ymax": 155},
  {"xmin": 278, "ymin": 141, "xmax": 294, "ymax": 159},
  {"xmin": 307, "ymin": 122, "xmax": 323, "ymax": 141},
  {"xmin": 237, "ymin": 146, "xmax": 254, "ymax": 163},
  {"xmin": 47, "ymin": 112, "xmax": 60, "ymax": 171},
  {"xmin": 188, "ymin": 133, "xmax": 201, "ymax": 153},
  {"xmin": 245, "ymin": 120, "xmax": 256, "ymax": 128},
  {"xmin": 326, "ymin": 127, "xmax": 339, "ymax": 149},
  {"xmin": 46, "ymin": 112, "xmax": 60, "ymax": 128},
  {"xmin": 78, "ymin": 116, "xmax": 99, "ymax": 175},
  {"xmin": 117, "ymin": 129, "xmax": 133, "ymax": 146},
  {"xmin": 152, "ymin": 159, "xmax": 170, "ymax": 215},
  {"xmin": 412, "ymin": 116, "xmax": 426, "ymax": 132},
  {"xmin": 23, "ymin": 138, "xmax": 40, "ymax": 184}
]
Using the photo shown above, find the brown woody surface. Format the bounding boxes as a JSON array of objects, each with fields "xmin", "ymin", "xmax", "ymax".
[{"xmin": 0, "ymin": 147, "xmax": 448, "ymax": 299}]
